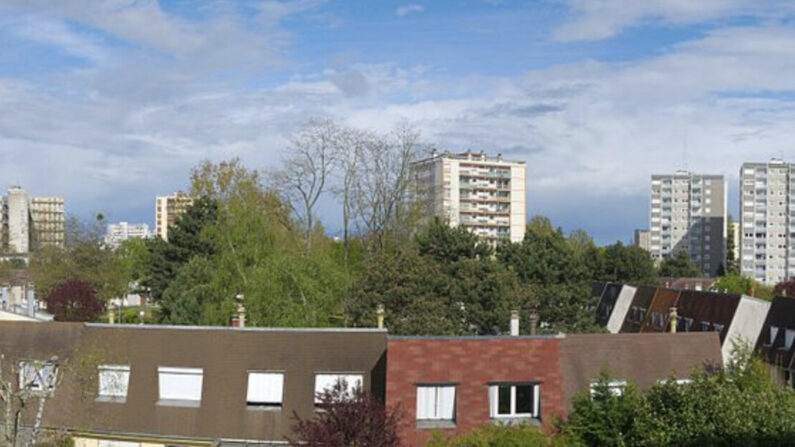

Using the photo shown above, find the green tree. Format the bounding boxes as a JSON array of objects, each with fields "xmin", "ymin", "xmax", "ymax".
[
  {"xmin": 657, "ymin": 250, "xmax": 701, "ymax": 278},
  {"xmin": 497, "ymin": 216, "xmax": 600, "ymax": 333},
  {"xmin": 416, "ymin": 217, "xmax": 492, "ymax": 263},
  {"xmin": 713, "ymin": 273, "xmax": 773, "ymax": 299},
  {"xmin": 427, "ymin": 424, "xmax": 578, "ymax": 447},
  {"xmin": 599, "ymin": 242, "xmax": 657, "ymax": 285}
]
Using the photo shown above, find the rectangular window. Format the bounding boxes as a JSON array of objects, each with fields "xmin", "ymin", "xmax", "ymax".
[
  {"xmin": 98, "ymin": 365, "xmax": 130, "ymax": 401},
  {"xmin": 18, "ymin": 361, "xmax": 57, "ymax": 393},
  {"xmin": 314, "ymin": 373, "xmax": 363, "ymax": 403},
  {"xmin": 590, "ymin": 380, "xmax": 627, "ymax": 398},
  {"xmin": 247, "ymin": 372, "xmax": 284, "ymax": 407},
  {"xmin": 489, "ymin": 383, "xmax": 540, "ymax": 419},
  {"xmin": 157, "ymin": 367, "xmax": 203, "ymax": 406},
  {"xmin": 416, "ymin": 385, "xmax": 456, "ymax": 422},
  {"xmin": 770, "ymin": 326, "xmax": 780, "ymax": 345}
]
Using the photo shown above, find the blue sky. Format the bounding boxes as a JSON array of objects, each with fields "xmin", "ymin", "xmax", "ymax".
[{"xmin": 1, "ymin": 0, "xmax": 795, "ymax": 244}]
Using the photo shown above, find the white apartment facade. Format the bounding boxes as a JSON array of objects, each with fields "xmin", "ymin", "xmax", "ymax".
[
  {"xmin": 411, "ymin": 151, "xmax": 526, "ymax": 244},
  {"xmin": 649, "ymin": 172, "xmax": 727, "ymax": 276},
  {"xmin": 105, "ymin": 222, "xmax": 151, "ymax": 249},
  {"xmin": 739, "ymin": 160, "xmax": 795, "ymax": 285},
  {"xmin": 0, "ymin": 187, "xmax": 64, "ymax": 255},
  {"xmin": 155, "ymin": 191, "xmax": 193, "ymax": 241}
]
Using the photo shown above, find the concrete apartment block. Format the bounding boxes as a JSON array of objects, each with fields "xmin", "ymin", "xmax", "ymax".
[
  {"xmin": 649, "ymin": 172, "xmax": 727, "ymax": 276},
  {"xmin": 155, "ymin": 191, "xmax": 193, "ymax": 241},
  {"xmin": 739, "ymin": 160, "xmax": 795, "ymax": 284},
  {"xmin": 411, "ymin": 151, "xmax": 526, "ymax": 244}
]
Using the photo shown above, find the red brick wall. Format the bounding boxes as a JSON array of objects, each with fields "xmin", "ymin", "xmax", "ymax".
[{"xmin": 386, "ymin": 337, "xmax": 564, "ymax": 447}]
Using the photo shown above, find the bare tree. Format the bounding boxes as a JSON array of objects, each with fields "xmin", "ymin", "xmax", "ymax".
[
  {"xmin": 353, "ymin": 123, "xmax": 427, "ymax": 252},
  {"xmin": 330, "ymin": 127, "xmax": 368, "ymax": 265},
  {"xmin": 0, "ymin": 355, "xmax": 60, "ymax": 447},
  {"xmin": 270, "ymin": 120, "xmax": 340, "ymax": 253}
]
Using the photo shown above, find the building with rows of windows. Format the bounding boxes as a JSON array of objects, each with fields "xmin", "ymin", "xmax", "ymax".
[
  {"xmin": 411, "ymin": 151, "xmax": 526, "ymax": 244},
  {"xmin": 0, "ymin": 322, "xmax": 719, "ymax": 447},
  {"xmin": 0, "ymin": 186, "xmax": 65, "ymax": 257},
  {"xmin": 648, "ymin": 172, "xmax": 727, "ymax": 276}
]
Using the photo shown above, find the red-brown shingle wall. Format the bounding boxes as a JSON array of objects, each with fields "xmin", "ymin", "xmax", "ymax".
[{"xmin": 386, "ymin": 337, "xmax": 564, "ymax": 447}]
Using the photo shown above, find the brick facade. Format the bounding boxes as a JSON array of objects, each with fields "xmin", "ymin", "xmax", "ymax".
[{"xmin": 386, "ymin": 337, "xmax": 564, "ymax": 446}]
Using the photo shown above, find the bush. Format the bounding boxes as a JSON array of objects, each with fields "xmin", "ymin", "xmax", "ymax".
[{"xmin": 426, "ymin": 424, "xmax": 580, "ymax": 447}]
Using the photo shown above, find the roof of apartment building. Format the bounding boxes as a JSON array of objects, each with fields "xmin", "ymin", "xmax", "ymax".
[
  {"xmin": 559, "ymin": 332, "xmax": 722, "ymax": 410},
  {"xmin": 0, "ymin": 322, "xmax": 387, "ymax": 445},
  {"xmin": 595, "ymin": 283, "xmax": 624, "ymax": 327},
  {"xmin": 675, "ymin": 290, "xmax": 742, "ymax": 341},
  {"xmin": 638, "ymin": 288, "xmax": 681, "ymax": 333},
  {"xmin": 620, "ymin": 285, "xmax": 658, "ymax": 333},
  {"xmin": 756, "ymin": 297, "xmax": 795, "ymax": 369}
]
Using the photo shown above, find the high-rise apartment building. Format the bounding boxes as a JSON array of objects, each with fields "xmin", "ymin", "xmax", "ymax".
[
  {"xmin": 30, "ymin": 196, "xmax": 65, "ymax": 249},
  {"xmin": 649, "ymin": 172, "xmax": 726, "ymax": 276},
  {"xmin": 411, "ymin": 151, "xmax": 526, "ymax": 244},
  {"xmin": 739, "ymin": 160, "xmax": 795, "ymax": 284},
  {"xmin": 155, "ymin": 191, "xmax": 193, "ymax": 241},
  {"xmin": 105, "ymin": 222, "xmax": 151, "ymax": 249},
  {"xmin": 0, "ymin": 187, "xmax": 65, "ymax": 255}
]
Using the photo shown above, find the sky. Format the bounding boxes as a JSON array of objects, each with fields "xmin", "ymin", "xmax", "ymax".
[{"xmin": 1, "ymin": 0, "xmax": 795, "ymax": 244}]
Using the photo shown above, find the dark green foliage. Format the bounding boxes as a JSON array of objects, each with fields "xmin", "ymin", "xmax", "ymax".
[
  {"xmin": 347, "ymin": 219, "xmax": 530, "ymax": 335},
  {"xmin": 497, "ymin": 217, "xmax": 600, "ymax": 333},
  {"xmin": 713, "ymin": 274, "xmax": 773, "ymax": 300},
  {"xmin": 597, "ymin": 242, "xmax": 658, "ymax": 286},
  {"xmin": 658, "ymin": 250, "xmax": 701, "ymax": 278},
  {"xmin": 725, "ymin": 215, "xmax": 739, "ymax": 275},
  {"xmin": 427, "ymin": 424, "xmax": 579, "ymax": 447}
]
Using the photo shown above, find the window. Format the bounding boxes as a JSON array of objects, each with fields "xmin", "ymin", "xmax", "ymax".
[
  {"xmin": 416, "ymin": 385, "xmax": 456, "ymax": 424},
  {"xmin": 786, "ymin": 329, "xmax": 795, "ymax": 350},
  {"xmin": 157, "ymin": 367, "xmax": 203, "ymax": 406},
  {"xmin": 18, "ymin": 361, "xmax": 57, "ymax": 393},
  {"xmin": 314, "ymin": 373, "xmax": 363, "ymax": 403},
  {"xmin": 247, "ymin": 372, "xmax": 284, "ymax": 407},
  {"xmin": 770, "ymin": 326, "xmax": 780, "ymax": 345},
  {"xmin": 489, "ymin": 383, "xmax": 540, "ymax": 420},
  {"xmin": 98, "ymin": 441, "xmax": 140, "ymax": 447},
  {"xmin": 98, "ymin": 365, "xmax": 130, "ymax": 402},
  {"xmin": 590, "ymin": 380, "xmax": 627, "ymax": 398}
]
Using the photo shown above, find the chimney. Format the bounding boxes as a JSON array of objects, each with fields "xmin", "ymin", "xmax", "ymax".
[
  {"xmin": 234, "ymin": 293, "xmax": 246, "ymax": 328},
  {"xmin": 529, "ymin": 309, "xmax": 539, "ymax": 336},
  {"xmin": 376, "ymin": 304, "xmax": 385, "ymax": 329},
  {"xmin": 510, "ymin": 310, "xmax": 520, "ymax": 336},
  {"xmin": 108, "ymin": 304, "xmax": 116, "ymax": 325},
  {"xmin": 669, "ymin": 307, "xmax": 678, "ymax": 334}
]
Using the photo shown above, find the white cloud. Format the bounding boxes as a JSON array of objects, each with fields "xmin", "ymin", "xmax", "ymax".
[
  {"xmin": 396, "ymin": 4, "xmax": 425, "ymax": 17},
  {"xmin": 553, "ymin": 0, "xmax": 795, "ymax": 41}
]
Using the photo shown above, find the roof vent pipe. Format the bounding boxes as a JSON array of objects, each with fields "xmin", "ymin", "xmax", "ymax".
[{"xmin": 510, "ymin": 310, "xmax": 520, "ymax": 336}]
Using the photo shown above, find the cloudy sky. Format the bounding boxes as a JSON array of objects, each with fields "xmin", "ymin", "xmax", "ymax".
[{"xmin": 1, "ymin": 0, "xmax": 795, "ymax": 244}]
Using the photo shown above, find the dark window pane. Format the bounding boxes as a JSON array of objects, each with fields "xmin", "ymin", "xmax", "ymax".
[
  {"xmin": 498, "ymin": 386, "xmax": 511, "ymax": 415},
  {"xmin": 516, "ymin": 385, "xmax": 534, "ymax": 414}
]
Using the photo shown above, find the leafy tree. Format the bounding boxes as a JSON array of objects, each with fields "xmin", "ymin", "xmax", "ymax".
[
  {"xmin": 287, "ymin": 380, "xmax": 403, "ymax": 447},
  {"xmin": 599, "ymin": 242, "xmax": 657, "ymax": 285},
  {"xmin": 657, "ymin": 250, "xmax": 701, "ymax": 278},
  {"xmin": 416, "ymin": 217, "xmax": 492, "ymax": 263},
  {"xmin": 497, "ymin": 216, "xmax": 599, "ymax": 333},
  {"xmin": 29, "ymin": 216, "xmax": 127, "ymax": 305},
  {"xmin": 45, "ymin": 279, "xmax": 103, "ymax": 322},
  {"xmin": 713, "ymin": 273, "xmax": 773, "ymax": 299},
  {"xmin": 347, "ymin": 221, "xmax": 529, "ymax": 335}
]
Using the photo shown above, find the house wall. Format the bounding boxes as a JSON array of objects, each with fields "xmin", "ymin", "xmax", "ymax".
[{"xmin": 386, "ymin": 337, "xmax": 564, "ymax": 447}]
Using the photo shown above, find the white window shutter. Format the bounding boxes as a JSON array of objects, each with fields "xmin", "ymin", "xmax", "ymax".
[
  {"xmin": 158, "ymin": 367, "xmax": 203, "ymax": 401},
  {"xmin": 488, "ymin": 386, "xmax": 498, "ymax": 418},
  {"xmin": 416, "ymin": 387, "xmax": 435, "ymax": 420},
  {"xmin": 438, "ymin": 386, "xmax": 455, "ymax": 420},
  {"xmin": 247, "ymin": 372, "xmax": 284, "ymax": 404}
]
